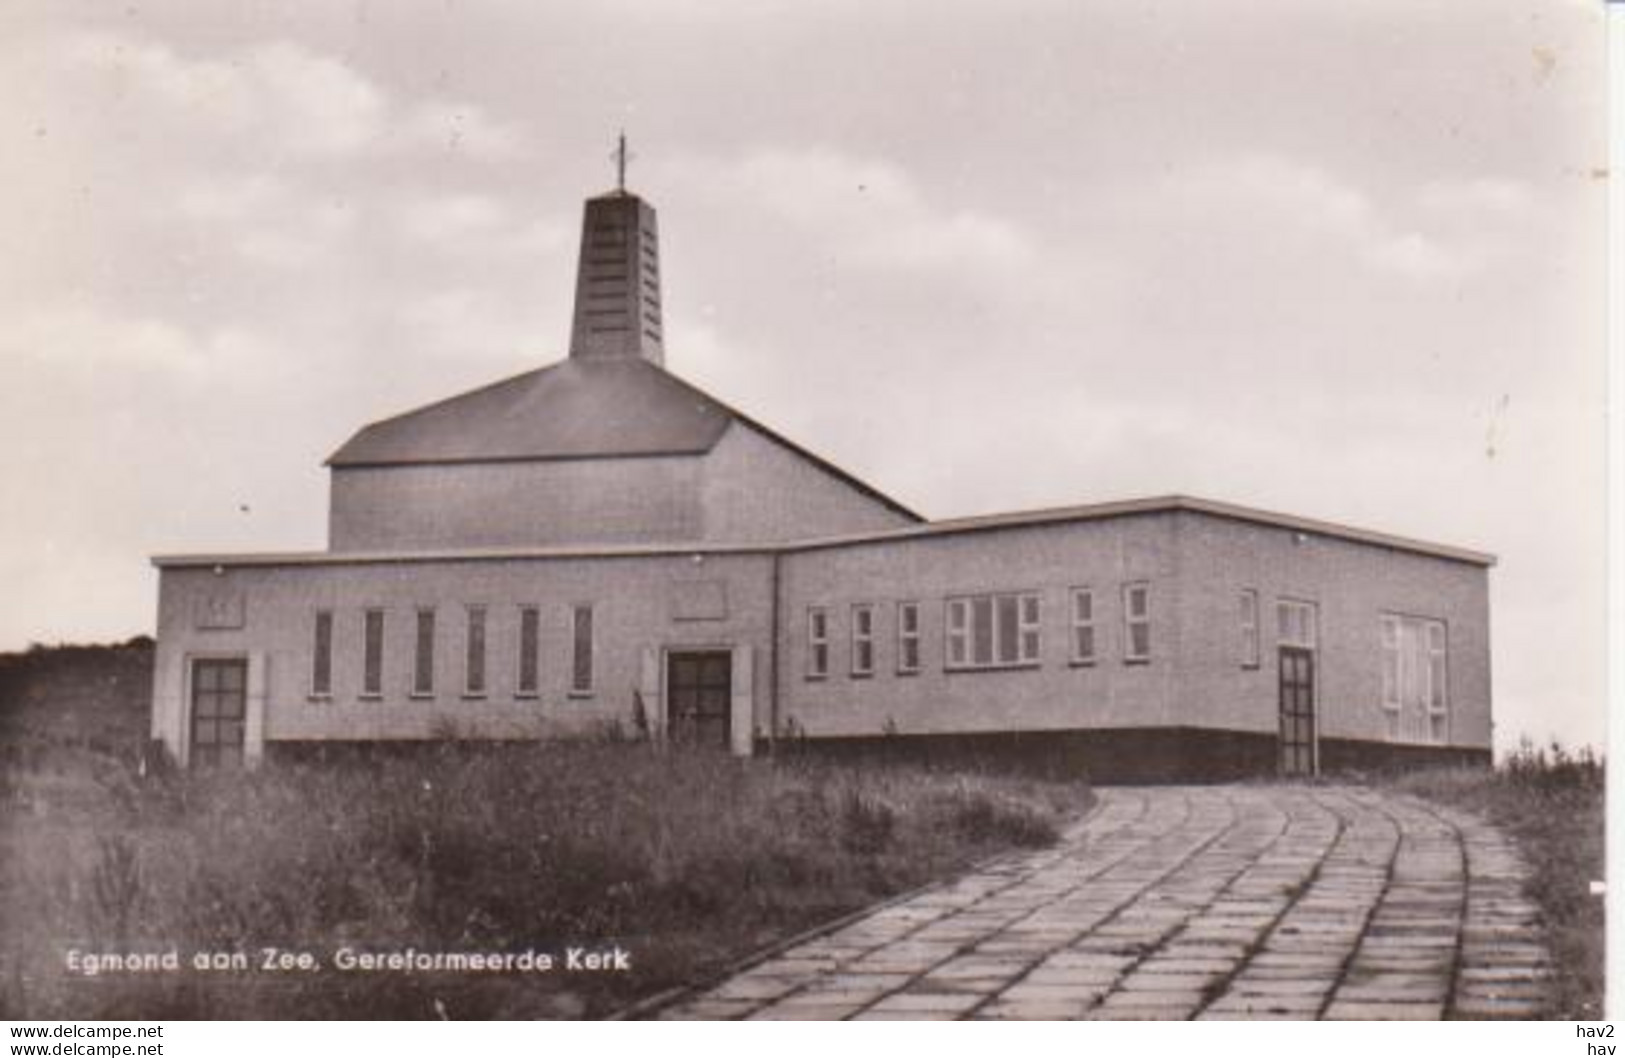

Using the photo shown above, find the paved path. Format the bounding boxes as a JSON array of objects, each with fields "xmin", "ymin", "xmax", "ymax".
[{"xmin": 657, "ymin": 785, "xmax": 1549, "ymax": 1020}]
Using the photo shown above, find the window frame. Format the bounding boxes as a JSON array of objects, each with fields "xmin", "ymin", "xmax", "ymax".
[
  {"xmin": 896, "ymin": 601, "xmax": 922, "ymax": 676},
  {"xmin": 806, "ymin": 606, "xmax": 830, "ymax": 680},
  {"xmin": 850, "ymin": 603, "xmax": 875, "ymax": 678},
  {"xmin": 1239, "ymin": 589, "xmax": 1260, "ymax": 669},
  {"xmin": 1069, "ymin": 587, "xmax": 1096, "ymax": 666},
  {"xmin": 944, "ymin": 590, "xmax": 1042, "ymax": 671},
  {"xmin": 568, "ymin": 604, "xmax": 595, "ymax": 698},
  {"xmin": 412, "ymin": 607, "xmax": 436, "ymax": 698},
  {"xmin": 1276, "ymin": 598, "xmax": 1317, "ymax": 650},
  {"xmin": 463, "ymin": 604, "xmax": 488, "ymax": 699},
  {"xmin": 361, "ymin": 608, "xmax": 385, "ymax": 699},
  {"xmin": 1380, "ymin": 612, "xmax": 1448, "ymax": 744},
  {"xmin": 310, "ymin": 610, "xmax": 334, "ymax": 699},
  {"xmin": 1122, "ymin": 582, "xmax": 1151, "ymax": 664},
  {"xmin": 516, "ymin": 605, "xmax": 541, "ymax": 698}
]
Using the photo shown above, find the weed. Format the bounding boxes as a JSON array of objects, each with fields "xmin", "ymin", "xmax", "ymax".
[
  {"xmin": 1391, "ymin": 743, "xmax": 1605, "ymax": 1020},
  {"xmin": 2, "ymin": 740, "xmax": 1093, "ymax": 1018}
]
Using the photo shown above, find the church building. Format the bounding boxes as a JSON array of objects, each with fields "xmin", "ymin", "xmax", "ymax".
[{"xmin": 148, "ymin": 173, "xmax": 1494, "ymax": 782}]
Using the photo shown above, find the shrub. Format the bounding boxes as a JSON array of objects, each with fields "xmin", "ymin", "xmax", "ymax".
[{"xmin": 945, "ymin": 788, "xmax": 1058, "ymax": 848}]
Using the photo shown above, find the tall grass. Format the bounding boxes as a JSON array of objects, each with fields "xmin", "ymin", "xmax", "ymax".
[
  {"xmin": 1, "ymin": 740, "xmax": 1090, "ymax": 1019},
  {"xmin": 1392, "ymin": 738, "xmax": 1605, "ymax": 1020}
]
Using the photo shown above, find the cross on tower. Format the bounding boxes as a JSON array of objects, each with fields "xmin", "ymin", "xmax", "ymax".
[{"xmin": 612, "ymin": 132, "xmax": 634, "ymax": 193}]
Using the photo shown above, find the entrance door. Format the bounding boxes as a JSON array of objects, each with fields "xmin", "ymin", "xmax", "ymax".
[
  {"xmin": 666, "ymin": 651, "xmax": 732, "ymax": 749},
  {"xmin": 1278, "ymin": 646, "xmax": 1315, "ymax": 777},
  {"xmin": 191, "ymin": 658, "xmax": 248, "ymax": 768}
]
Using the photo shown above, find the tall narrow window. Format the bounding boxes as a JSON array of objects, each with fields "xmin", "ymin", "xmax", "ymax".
[
  {"xmin": 465, "ymin": 605, "xmax": 487, "ymax": 697},
  {"xmin": 1123, "ymin": 583, "xmax": 1150, "ymax": 663},
  {"xmin": 897, "ymin": 602, "xmax": 921, "ymax": 675},
  {"xmin": 1019, "ymin": 594, "xmax": 1040, "ymax": 662},
  {"xmin": 517, "ymin": 606, "xmax": 540, "ymax": 697},
  {"xmin": 807, "ymin": 607, "xmax": 830, "ymax": 679},
  {"xmin": 946, "ymin": 598, "xmax": 969, "ymax": 668},
  {"xmin": 945, "ymin": 591, "xmax": 1040, "ymax": 669},
  {"xmin": 413, "ymin": 608, "xmax": 435, "ymax": 696},
  {"xmin": 362, "ymin": 608, "xmax": 384, "ymax": 697},
  {"xmin": 1070, "ymin": 588, "xmax": 1095, "ymax": 665},
  {"xmin": 311, "ymin": 610, "xmax": 333, "ymax": 697},
  {"xmin": 1426, "ymin": 621, "xmax": 1448, "ymax": 742},
  {"xmin": 1239, "ymin": 589, "xmax": 1260, "ymax": 668},
  {"xmin": 570, "ymin": 604, "xmax": 594, "ymax": 696},
  {"xmin": 851, "ymin": 604, "xmax": 875, "ymax": 677},
  {"xmin": 1380, "ymin": 614, "xmax": 1402, "ymax": 739}
]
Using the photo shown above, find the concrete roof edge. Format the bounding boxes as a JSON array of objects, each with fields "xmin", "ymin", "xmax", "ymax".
[
  {"xmin": 150, "ymin": 494, "xmax": 1494, "ymax": 571},
  {"xmin": 779, "ymin": 493, "xmax": 1496, "ymax": 565}
]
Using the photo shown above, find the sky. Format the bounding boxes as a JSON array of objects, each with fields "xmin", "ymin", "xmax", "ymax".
[{"xmin": 0, "ymin": 1, "xmax": 1607, "ymax": 752}]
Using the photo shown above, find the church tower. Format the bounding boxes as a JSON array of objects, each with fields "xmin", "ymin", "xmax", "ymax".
[{"xmin": 567, "ymin": 136, "xmax": 663, "ymax": 365}]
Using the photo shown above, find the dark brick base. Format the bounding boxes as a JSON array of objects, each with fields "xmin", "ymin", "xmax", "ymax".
[
  {"xmin": 767, "ymin": 728, "xmax": 1491, "ymax": 784},
  {"xmin": 262, "ymin": 738, "xmax": 549, "ymax": 767},
  {"xmin": 1318, "ymin": 737, "xmax": 1491, "ymax": 775},
  {"xmin": 257, "ymin": 729, "xmax": 1492, "ymax": 784}
]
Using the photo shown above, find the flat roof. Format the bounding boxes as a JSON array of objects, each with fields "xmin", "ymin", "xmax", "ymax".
[{"xmin": 152, "ymin": 494, "xmax": 1495, "ymax": 570}]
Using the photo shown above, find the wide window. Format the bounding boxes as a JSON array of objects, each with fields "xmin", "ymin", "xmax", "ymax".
[
  {"xmin": 413, "ymin": 608, "xmax": 435, "ymax": 696},
  {"xmin": 1070, "ymin": 588, "xmax": 1095, "ymax": 665},
  {"xmin": 465, "ymin": 605, "xmax": 487, "ymax": 697},
  {"xmin": 806, "ymin": 607, "xmax": 829, "ymax": 679},
  {"xmin": 1239, "ymin": 589, "xmax": 1260, "ymax": 668},
  {"xmin": 1381, "ymin": 614, "xmax": 1447, "ymax": 743},
  {"xmin": 897, "ymin": 602, "xmax": 921, "ymax": 675},
  {"xmin": 1122, "ymin": 583, "xmax": 1150, "ymax": 663},
  {"xmin": 946, "ymin": 591, "xmax": 1040, "ymax": 669},
  {"xmin": 517, "ymin": 606, "xmax": 540, "ymax": 697},
  {"xmin": 311, "ymin": 610, "xmax": 333, "ymax": 697},
  {"xmin": 570, "ymin": 605, "xmax": 594, "ymax": 696},
  {"xmin": 362, "ymin": 609, "xmax": 385, "ymax": 697}
]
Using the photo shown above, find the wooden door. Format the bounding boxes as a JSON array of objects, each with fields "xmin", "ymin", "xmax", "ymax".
[
  {"xmin": 191, "ymin": 658, "xmax": 248, "ymax": 768},
  {"xmin": 1278, "ymin": 646, "xmax": 1315, "ymax": 777},
  {"xmin": 666, "ymin": 651, "xmax": 732, "ymax": 749}
]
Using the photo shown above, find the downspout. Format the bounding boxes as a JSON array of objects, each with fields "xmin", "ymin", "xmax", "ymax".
[{"xmin": 768, "ymin": 548, "xmax": 782, "ymax": 755}]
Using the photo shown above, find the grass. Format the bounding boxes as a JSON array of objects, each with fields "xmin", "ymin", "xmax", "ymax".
[
  {"xmin": 1, "ymin": 737, "xmax": 1093, "ymax": 1019},
  {"xmin": 1388, "ymin": 739, "xmax": 1605, "ymax": 1020}
]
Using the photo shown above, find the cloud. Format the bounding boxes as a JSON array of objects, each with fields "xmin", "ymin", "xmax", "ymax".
[
  {"xmin": 61, "ymin": 32, "xmax": 384, "ymax": 158},
  {"xmin": 176, "ymin": 174, "xmax": 359, "ymax": 269},
  {"xmin": 1167, "ymin": 154, "xmax": 1500, "ymax": 282},
  {"xmin": 397, "ymin": 287, "xmax": 558, "ymax": 364},
  {"xmin": 0, "ymin": 300, "xmax": 285, "ymax": 383},
  {"xmin": 1417, "ymin": 176, "xmax": 1534, "ymax": 217},
  {"xmin": 666, "ymin": 147, "xmax": 1034, "ymax": 275},
  {"xmin": 55, "ymin": 29, "xmax": 524, "ymax": 164},
  {"xmin": 394, "ymin": 101, "xmax": 525, "ymax": 161}
]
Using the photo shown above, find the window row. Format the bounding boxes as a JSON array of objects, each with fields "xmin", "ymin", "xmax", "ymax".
[
  {"xmin": 805, "ymin": 583, "xmax": 1152, "ymax": 679},
  {"xmin": 1235, "ymin": 591, "xmax": 1318, "ymax": 668},
  {"xmin": 1234, "ymin": 591, "xmax": 1451, "ymax": 744},
  {"xmin": 310, "ymin": 604, "xmax": 595, "ymax": 700}
]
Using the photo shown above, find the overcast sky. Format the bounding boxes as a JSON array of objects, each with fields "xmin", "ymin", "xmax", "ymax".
[{"xmin": 0, "ymin": 1, "xmax": 1606, "ymax": 751}]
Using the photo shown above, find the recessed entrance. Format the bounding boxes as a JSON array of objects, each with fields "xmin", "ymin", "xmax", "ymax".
[
  {"xmin": 666, "ymin": 651, "xmax": 732, "ymax": 749},
  {"xmin": 191, "ymin": 658, "xmax": 248, "ymax": 768}
]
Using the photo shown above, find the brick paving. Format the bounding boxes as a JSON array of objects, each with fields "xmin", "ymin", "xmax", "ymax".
[{"xmin": 654, "ymin": 785, "xmax": 1550, "ymax": 1021}]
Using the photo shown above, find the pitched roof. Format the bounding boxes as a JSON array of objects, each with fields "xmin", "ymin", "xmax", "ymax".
[
  {"xmin": 327, "ymin": 357, "xmax": 734, "ymax": 466},
  {"xmin": 325, "ymin": 355, "xmax": 923, "ymax": 521}
]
